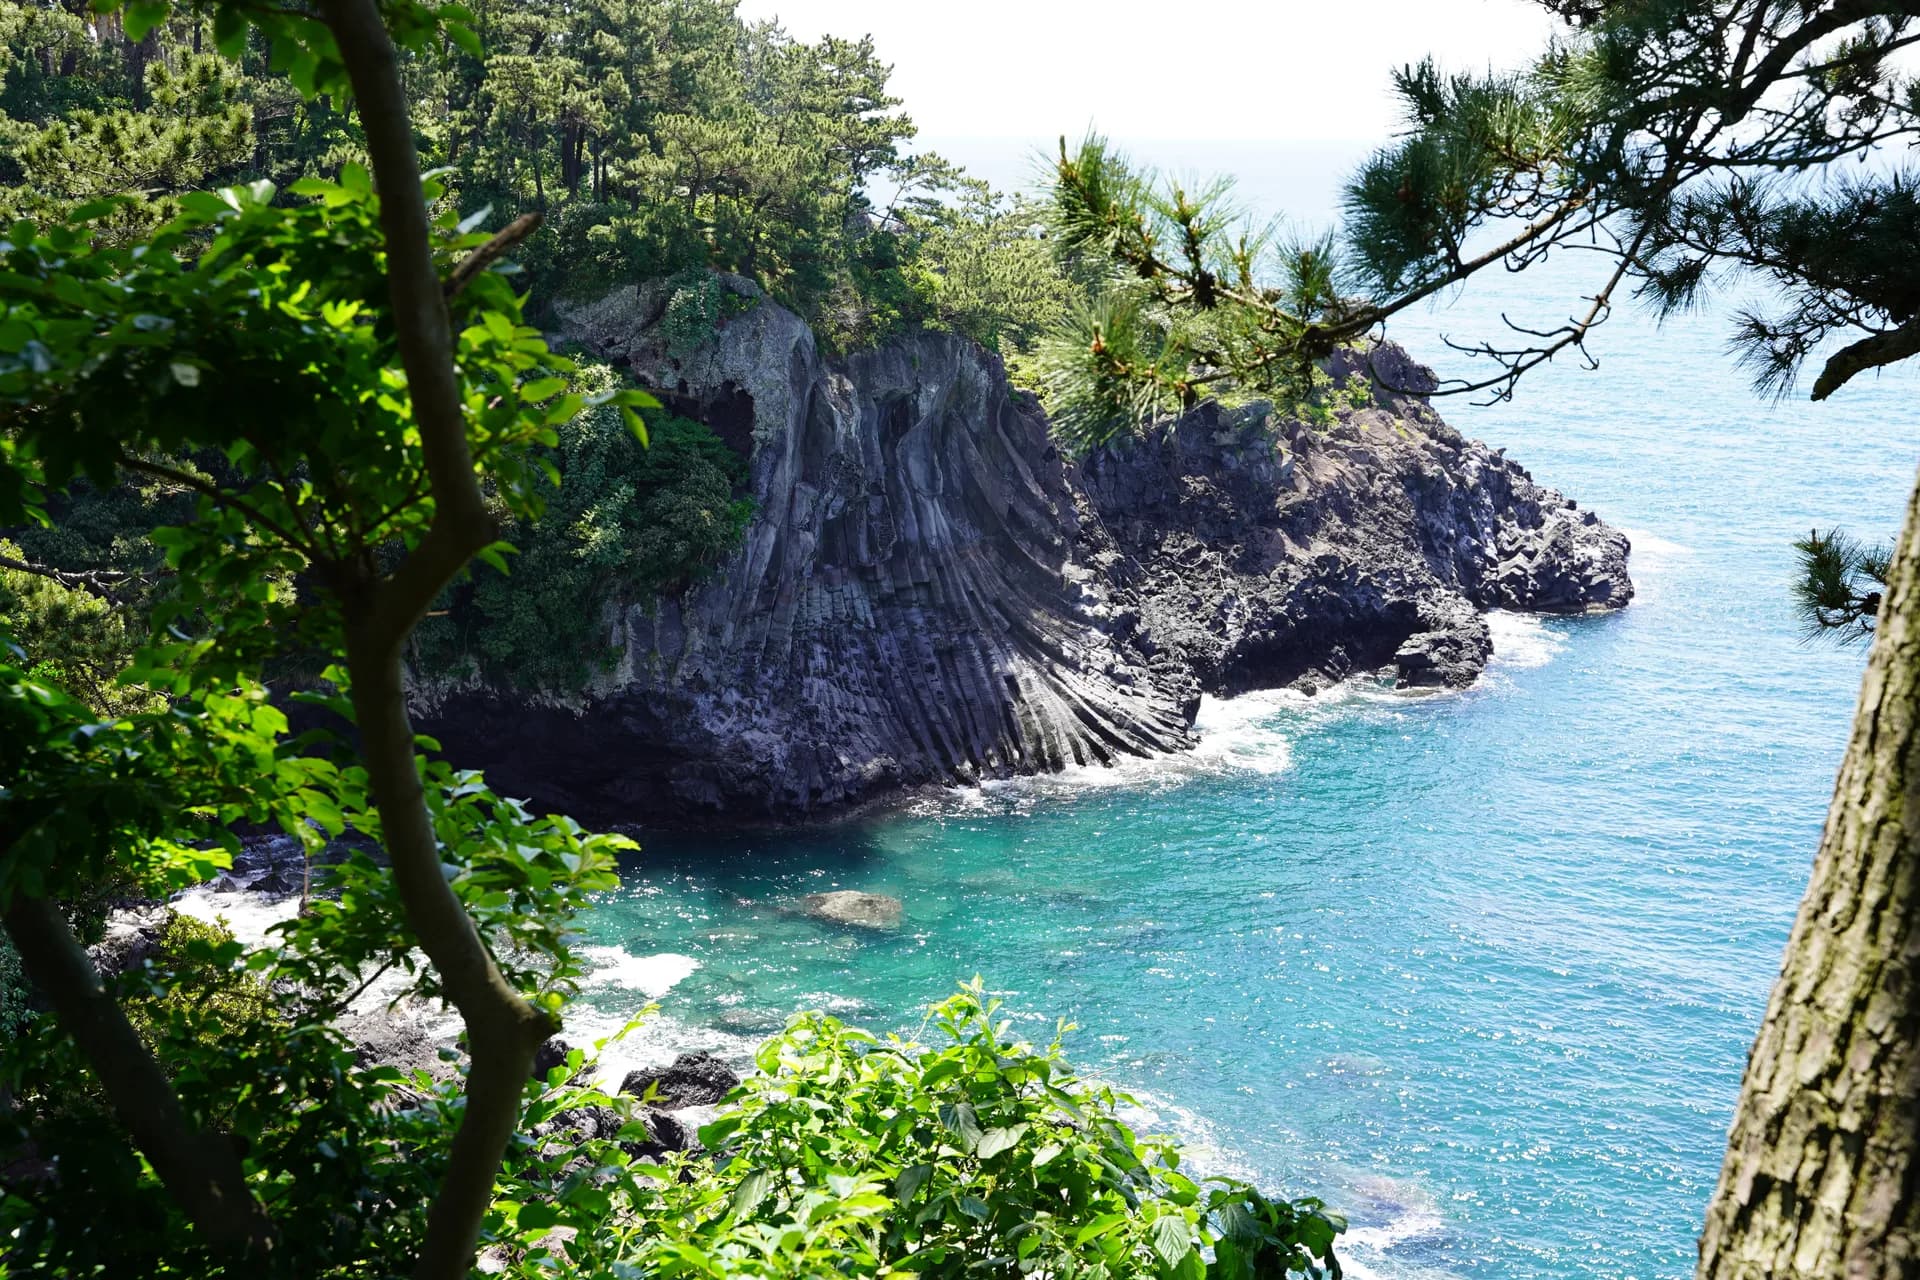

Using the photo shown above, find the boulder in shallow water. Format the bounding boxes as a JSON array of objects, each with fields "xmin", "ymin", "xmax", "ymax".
[
  {"xmin": 795, "ymin": 890, "xmax": 903, "ymax": 931},
  {"xmin": 619, "ymin": 1050, "xmax": 741, "ymax": 1108}
]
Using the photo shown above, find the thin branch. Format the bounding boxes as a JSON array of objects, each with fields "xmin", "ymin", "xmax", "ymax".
[
  {"xmin": 0, "ymin": 554, "xmax": 138, "ymax": 602},
  {"xmin": 323, "ymin": 956, "xmax": 398, "ymax": 1020},
  {"xmin": 118, "ymin": 455, "xmax": 320, "ymax": 561},
  {"xmin": 444, "ymin": 212, "xmax": 543, "ymax": 299}
]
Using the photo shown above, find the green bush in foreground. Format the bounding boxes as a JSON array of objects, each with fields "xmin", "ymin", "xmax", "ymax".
[{"xmin": 491, "ymin": 981, "xmax": 1345, "ymax": 1279}]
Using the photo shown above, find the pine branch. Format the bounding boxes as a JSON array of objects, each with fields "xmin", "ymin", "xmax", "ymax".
[{"xmin": 1811, "ymin": 318, "xmax": 1920, "ymax": 400}]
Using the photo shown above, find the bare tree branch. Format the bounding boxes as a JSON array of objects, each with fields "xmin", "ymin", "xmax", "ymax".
[
  {"xmin": 0, "ymin": 554, "xmax": 138, "ymax": 603},
  {"xmin": 445, "ymin": 211, "xmax": 543, "ymax": 299}
]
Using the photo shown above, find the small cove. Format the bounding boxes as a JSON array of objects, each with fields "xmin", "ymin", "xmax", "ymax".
[{"xmin": 566, "ymin": 248, "xmax": 1920, "ymax": 1279}]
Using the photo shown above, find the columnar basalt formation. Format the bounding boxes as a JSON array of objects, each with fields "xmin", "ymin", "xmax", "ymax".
[{"xmin": 411, "ymin": 288, "xmax": 1630, "ymax": 824}]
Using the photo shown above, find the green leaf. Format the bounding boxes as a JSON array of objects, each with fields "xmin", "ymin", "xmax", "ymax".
[
  {"xmin": 1151, "ymin": 1215, "xmax": 1192, "ymax": 1270},
  {"xmin": 697, "ymin": 1113, "xmax": 743, "ymax": 1148},
  {"xmin": 894, "ymin": 1162, "xmax": 932, "ymax": 1204},
  {"xmin": 1216, "ymin": 1200, "xmax": 1261, "ymax": 1242},
  {"xmin": 212, "ymin": 5, "xmax": 248, "ymax": 58},
  {"xmin": 517, "ymin": 1203, "xmax": 562, "ymax": 1233},
  {"xmin": 122, "ymin": 0, "xmax": 170, "ymax": 43},
  {"xmin": 938, "ymin": 1101, "xmax": 983, "ymax": 1152},
  {"xmin": 1073, "ymin": 1212, "xmax": 1126, "ymax": 1246},
  {"xmin": 622, "ymin": 405, "xmax": 649, "ymax": 446},
  {"xmin": 67, "ymin": 198, "xmax": 126, "ymax": 224},
  {"xmin": 729, "ymin": 1168, "xmax": 772, "ymax": 1219},
  {"xmin": 975, "ymin": 1123, "xmax": 1028, "ymax": 1159},
  {"xmin": 444, "ymin": 19, "xmax": 483, "ymax": 56}
]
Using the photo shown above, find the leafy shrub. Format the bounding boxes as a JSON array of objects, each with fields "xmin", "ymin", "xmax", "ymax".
[
  {"xmin": 416, "ymin": 364, "xmax": 754, "ymax": 690},
  {"xmin": 486, "ymin": 982, "xmax": 1345, "ymax": 1278},
  {"xmin": 660, "ymin": 271, "xmax": 729, "ymax": 358},
  {"xmin": 121, "ymin": 912, "xmax": 274, "ymax": 1050}
]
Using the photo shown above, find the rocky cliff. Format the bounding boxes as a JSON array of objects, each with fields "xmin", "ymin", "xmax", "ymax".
[{"xmin": 412, "ymin": 286, "xmax": 1630, "ymax": 825}]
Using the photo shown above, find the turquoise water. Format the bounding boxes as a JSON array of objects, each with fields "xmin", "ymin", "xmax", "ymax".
[{"xmin": 565, "ymin": 150, "xmax": 1920, "ymax": 1279}]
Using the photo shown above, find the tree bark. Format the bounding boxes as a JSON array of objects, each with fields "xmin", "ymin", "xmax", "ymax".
[
  {"xmin": 1697, "ymin": 466, "xmax": 1920, "ymax": 1278},
  {"xmin": 319, "ymin": 1, "xmax": 558, "ymax": 1277}
]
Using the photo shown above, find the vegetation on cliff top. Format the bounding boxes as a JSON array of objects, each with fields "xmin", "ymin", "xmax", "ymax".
[
  {"xmin": 0, "ymin": 0, "xmax": 1076, "ymax": 690},
  {"xmin": 0, "ymin": 0, "xmax": 1071, "ymax": 356},
  {"xmin": 0, "ymin": 1, "xmax": 1332, "ymax": 1275}
]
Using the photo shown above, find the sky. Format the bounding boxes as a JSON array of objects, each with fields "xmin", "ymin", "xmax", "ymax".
[{"xmin": 731, "ymin": 0, "xmax": 1565, "ymax": 144}]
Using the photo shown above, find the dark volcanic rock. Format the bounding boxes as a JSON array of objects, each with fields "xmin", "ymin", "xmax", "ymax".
[
  {"xmin": 412, "ymin": 292, "xmax": 1630, "ymax": 824},
  {"xmin": 1074, "ymin": 347, "xmax": 1630, "ymax": 698},
  {"xmin": 87, "ymin": 903, "xmax": 173, "ymax": 980},
  {"xmin": 1393, "ymin": 595, "xmax": 1495, "ymax": 689},
  {"xmin": 619, "ymin": 1051, "xmax": 741, "ymax": 1108},
  {"xmin": 532, "ymin": 1036, "xmax": 574, "ymax": 1080},
  {"xmin": 416, "ymin": 292, "xmax": 1192, "ymax": 824}
]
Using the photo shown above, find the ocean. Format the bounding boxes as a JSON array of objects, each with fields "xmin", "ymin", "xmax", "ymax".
[{"xmin": 217, "ymin": 139, "xmax": 1920, "ymax": 1279}]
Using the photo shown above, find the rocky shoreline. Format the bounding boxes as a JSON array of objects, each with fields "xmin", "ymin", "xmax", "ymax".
[
  {"xmin": 105, "ymin": 837, "xmax": 914, "ymax": 1085},
  {"xmin": 409, "ymin": 283, "xmax": 1630, "ymax": 828},
  {"xmin": 90, "ymin": 836, "xmax": 743, "ymax": 1168}
]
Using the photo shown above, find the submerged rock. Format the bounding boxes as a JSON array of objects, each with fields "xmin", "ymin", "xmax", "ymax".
[
  {"xmin": 412, "ymin": 292, "xmax": 1631, "ymax": 824},
  {"xmin": 792, "ymin": 890, "xmax": 903, "ymax": 931},
  {"xmin": 619, "ymin": 1050, "xmax": 742, "ymax": 1108}
]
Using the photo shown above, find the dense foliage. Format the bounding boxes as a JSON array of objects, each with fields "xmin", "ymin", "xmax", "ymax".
[
  {"xmin": 0, "ymin": 0, "xmax": 1070, "ymax": 354},
  {"xmin": 417, "ymin": 381, "xmax": 754, "ymax": 689},
  {"xmin": 0, "ymin": 2, "xmax": 1333, "ymax": 1277},
  {"xmin": 496, "ymin": 984, "xmax": 1343, "ymax": 1279}
]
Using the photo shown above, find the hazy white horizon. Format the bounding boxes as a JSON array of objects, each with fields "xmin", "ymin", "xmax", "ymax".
[{"xmin": 732, "ymin": 0, "xmax": 1565, "ymax": 144}]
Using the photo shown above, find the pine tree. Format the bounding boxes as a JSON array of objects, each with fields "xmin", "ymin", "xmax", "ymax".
[{"xmin": 1046, "ymin": 3, "xmax": 1920, "ymax": 1271}]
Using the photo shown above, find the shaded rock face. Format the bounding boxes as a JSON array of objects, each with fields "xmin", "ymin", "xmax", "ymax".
[
  {"xmin": 416, "ymin": 288, "xmax": 1192, "ymax": 823},
  {"xmin": 1075, "ymin": 345, "xmax": 1629, "ymax": 698},
  {"xmin": 413, "ymin": 295, "xmax": 1630, "ymax": 825}
]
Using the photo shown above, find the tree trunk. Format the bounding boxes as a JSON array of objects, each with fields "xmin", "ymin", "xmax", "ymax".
[
  {"xmin": 1697, "ymin": 467, "xmax": 1920, "ymax": 1278},
  {"xmin": 320, "ymin": 1, "xmax": 561, "ymax": 1274}
]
